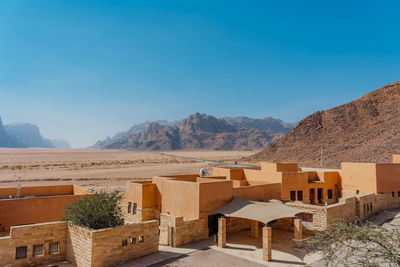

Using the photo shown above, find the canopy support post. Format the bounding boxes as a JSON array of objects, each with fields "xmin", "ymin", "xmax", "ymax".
[
  {"xmin": 218, "ymin": 217, "xmax": 226, "ymax": 248},
  {"xmin": 262, "ymin": 226, "xmax": 272, "ymax": 261},
  {"xmin": 294, "ymin": 218, "xmax": 303, "ymax": 248}
]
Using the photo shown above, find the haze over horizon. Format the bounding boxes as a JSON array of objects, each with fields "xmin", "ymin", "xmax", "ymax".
[{"xmin": 1, "ymin": 1, "xmax": 399, "ymax": 147}]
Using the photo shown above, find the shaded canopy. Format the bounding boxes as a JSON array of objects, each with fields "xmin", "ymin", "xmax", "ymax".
[{"xmin": 211, "ymin": 197, "xmax": 304, "ymax": 224}]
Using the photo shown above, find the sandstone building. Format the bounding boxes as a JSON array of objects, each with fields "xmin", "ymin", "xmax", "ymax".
[{"xmin": 1, "ymin": 155, "xmax": 400, "ymax": 266}]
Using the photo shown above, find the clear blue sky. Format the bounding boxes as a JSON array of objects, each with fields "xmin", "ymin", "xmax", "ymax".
[{"xmin": 0, "ymin": 1, "xmax": 399, "ymax": 147}]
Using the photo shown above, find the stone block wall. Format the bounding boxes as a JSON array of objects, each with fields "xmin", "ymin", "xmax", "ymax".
[
  {"xmin": 159, "ymin": 213, "xmax": 209, "ymax": 247},
  {"xmin": 0, "ymin": 222, "xmax": 67, "ymax": 267},
  {"xmin": 226, "ymin": 217, "xmax": 251, "ymax": 233},
  {"xmin": 67, "ymin": 221, "xmax": 159, "ymax": 267},
  {"xmin": 66, "ymin": 225, "xmax": 93, "ymax": 266}
]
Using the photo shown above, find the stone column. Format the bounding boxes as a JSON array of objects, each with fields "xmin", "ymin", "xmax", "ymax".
[
  {"xmin": 294, "ymin": 218, "xmax": 303, "ymax": 248},
  {"xmin": 218, "ymin": 217, "xmax": 226, "ymax": 248},
  {"xmin": 262, "ymin": 226, "xmax": 272, "ymax": 261},
  {"xmin": 251, "ymin": 220, "xmax": 259, "ymax": 238}
]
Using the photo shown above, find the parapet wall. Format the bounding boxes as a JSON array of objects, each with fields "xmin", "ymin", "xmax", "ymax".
[
  {"xmin": 159, "ymin": 213, "xmax": 208, "ymax": 247},
  {"xmin": 0, "ymin": 220, "xmax": 158, "ymax": 267},
  {"xmin": 0, "ymin": 222, "xmax": 67, "ymax": 267}
]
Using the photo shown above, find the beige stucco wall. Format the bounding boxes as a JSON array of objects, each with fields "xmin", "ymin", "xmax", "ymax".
[
  {"xmin": 393, "ymin": 155, "xmax": 400, "ymax": 163},
  {"xmin": 161, "ymin": 180, "xmax": 200, "ymax": 219},
  {"xmin": 341, "ymin": 163, "xmax": 377, "ymax": 193},
  {"xmin": 375, "ymin": 164, "xmax": 400, "ymax": 194},
  {"xmin": 233, "ymin": 183, "xmax": 281, "ymax": 201},
  {"xmin": 0, "ymin": 195, "xmax": 84, "ymax": 231}
]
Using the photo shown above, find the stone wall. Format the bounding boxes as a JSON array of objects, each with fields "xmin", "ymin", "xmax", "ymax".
[
  {"xmin": 0, "ymin": 222, "xmax": 67, "ymax": 267},
  {"xmin": 159, "ymin": 213, "xmax": 209, "ymax": 247},
  {"xmin": 284, "ymin": 193, "xmax": 400, "ymax": 232},
  {"xmin": 226, "ymin": 217, "xmax": 251, "ymax": 233},
  {"xmin": 67, "ymin": 221, "xmax": 159, "ymax": 267}
]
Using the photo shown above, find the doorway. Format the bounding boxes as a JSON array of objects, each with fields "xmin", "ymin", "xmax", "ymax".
[
  {"xmin": 317, "ymin": 188, "xmax": 323, "ymax": 204},
  {"xmin": 208, "ymin": 214, "xmax": 223, "ymax": 236},
  {"xmin": 309, "ymin": 188, "xmax": 315, "ymax": 204}
]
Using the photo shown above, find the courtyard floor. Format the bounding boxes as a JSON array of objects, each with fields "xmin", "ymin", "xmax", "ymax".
[{"xmin": 119, "ymin": 228, "xmax": 316, "ymax": 267}]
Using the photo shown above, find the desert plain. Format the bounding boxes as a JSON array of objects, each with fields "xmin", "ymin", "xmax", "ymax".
[{"xmin": 0, "ymin": 149, "xmax": 256, "ymax": 192}]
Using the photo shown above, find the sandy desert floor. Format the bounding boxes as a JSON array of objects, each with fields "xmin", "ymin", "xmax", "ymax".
[{"xmin": 0, "ymin": 149, "xmax": 257, "ymax": 191}]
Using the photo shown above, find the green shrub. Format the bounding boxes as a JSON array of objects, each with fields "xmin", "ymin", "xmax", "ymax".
[{"xmin": 62, "ymin": 190, "xmax": 124, "ymax": 230}]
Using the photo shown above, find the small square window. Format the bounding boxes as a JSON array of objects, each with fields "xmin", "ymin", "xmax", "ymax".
[
  {"xmin": 16, "ymin": 246, "xmax": 27, "ymax": 259},
  {"xmin": 122, "ymin": 239, "xmax": 128, "ymax": 247},
  {"xmin": 130, "ymin": 237, "xmax": 136, "ymax": 244},
  {"xmin": 49, "ymin": 242, "xmax": 59, "ymax": 254},
  {"xmin": 33, "ymin": 244, "xmax": 44, "ymax": 257},
  {"xmin": 138, "ymin": 236, "xmax": 144, "ymax": 243},
  {"xmin": 392, "ymin": 192, "xmax": 395, "ymax": 197}
]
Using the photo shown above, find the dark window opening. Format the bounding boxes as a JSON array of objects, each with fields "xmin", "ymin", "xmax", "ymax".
[
  {"xmin": 33, "ymin": 244, "xmax": 44, "ymax": 257},
  {"xmin": 392, "ymin": 192, "xmax": 395, "ymax": 197},
  {"xmin": 290, "ymin": 191, "xmax": 296, "ymax": 201},
  {"xmin": 328, "ymin": 189, "xmax": 333, "ymax": 199},
  {"xmin": 49, "ymin": 242, "xmax": 59, "ymax": 254},
  {"xmin": 297, "ymin": 191, "xmax": 303, "ymax": 201},
  {"xmin": 398, "ymin": 191, "xmax": 400, "ymax": 197},
  {"xmin": 122, "ymin": 239, "xmax": 128, "ymax": 247},
  {"xmin": 133, "ymin": 203, "xmax": 137, "ymax": 215},
  {"xmin": 370, "ymin": 202, "xmax": 373, "ymax": 212},
  {"xmin": 128, "ymin": 202, "xmax": 132, "ymax": 214},
  {"xmin": 130, "ymin": 237, "xmax": 136, "ymax": 244},
  {"xmin": 139, "ymin": 236, "xmax": 144, "ymax": 243},
  {"xmin": 16, "ymin": 246, "xmax": 27, "ymax": 259}
]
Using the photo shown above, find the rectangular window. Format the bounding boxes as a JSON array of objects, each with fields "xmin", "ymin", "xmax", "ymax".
[
  {"xmin": 16, "ymin": 246, "xmax": 27, "ymax": 259},
  {"xmin": 122, "ymin": 239, "xmax": 128, "ymax": 247},
  {"xmin": 138, "ymin": 236, "xmax": 144, "ymax": 243},
  {"xmin": 398, "ymin": 191, "xmax": 400, "ymax": 197},
  {"xmin": 290, "ymin": 191, "xmax": 296, "ymax": 201},
  {"xmin": 49, "ymin": 242, "xmax": 59, "ymax": 254},
  {"xmin": 370, "ymin": 202, "xmax": 373, "ymax": 212},
  {"xmin": 392, "ymin": 192, "xmax": 395, "ymax": 197},
  {"xmin": 328, "ymin": 189, "xmax": 333, "ymax": 199},
  {"xmin": 297, "ymin": 191, "xmax": 303, "ymax": 201},
  {"xmin": 133, "ymin": 203, "xmax": 137, "ymax": 215},
  {"xmin": 128, "ymin": 202, "xmax": 132, "ymax": 214},
  {"xmin": 33, "ymin": 244, "xmax": 44, "ymax": 257},
  {"xmin": 130, "ymin": 237, "xmax": 136, "ymax": 244}
]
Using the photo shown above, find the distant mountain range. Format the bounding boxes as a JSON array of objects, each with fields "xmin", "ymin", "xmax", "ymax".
[
  {"xmin": 92, "ymin": 113, "xmax": 297, "ymax": 151},
  {"xmin": 0, "ymin": 117, "xmax": 70, "ymax": 148},
  {"xmin": 248, "ymin": 81, "xmax": 400, "ymax": 168}
]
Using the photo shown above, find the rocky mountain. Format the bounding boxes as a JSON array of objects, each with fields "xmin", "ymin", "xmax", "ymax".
[
  {"xmin": 248, "ymin": 81, "xmax": 400, "ymax": 168},
  {"xmin": 4, "ymin": 123, "xmax": 54, "ymax": 148},
  {"xmin": 0, "ymin": 117, "xmax": 26, "ymax": 148},
  {"xmin": 93, "ymin": 113, "xmax": 296, "ymax": 151},
  {"xmin": 0, "ymin": 117, "xmax": 69, "ymax": 148}
]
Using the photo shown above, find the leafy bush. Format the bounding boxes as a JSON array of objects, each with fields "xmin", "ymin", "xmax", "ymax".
[
  {"xmin": 303, "ymin": 219, "xmax": 400, "ymax": 266},
  {"xmin": 62, "ymin": 190, "xmax": 124, "ymax": 230}
]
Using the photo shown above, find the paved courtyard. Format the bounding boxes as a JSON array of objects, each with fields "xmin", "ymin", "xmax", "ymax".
[{"xmin": 119, "ymin": 228, "xmax": 314, "ymax": 267}]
